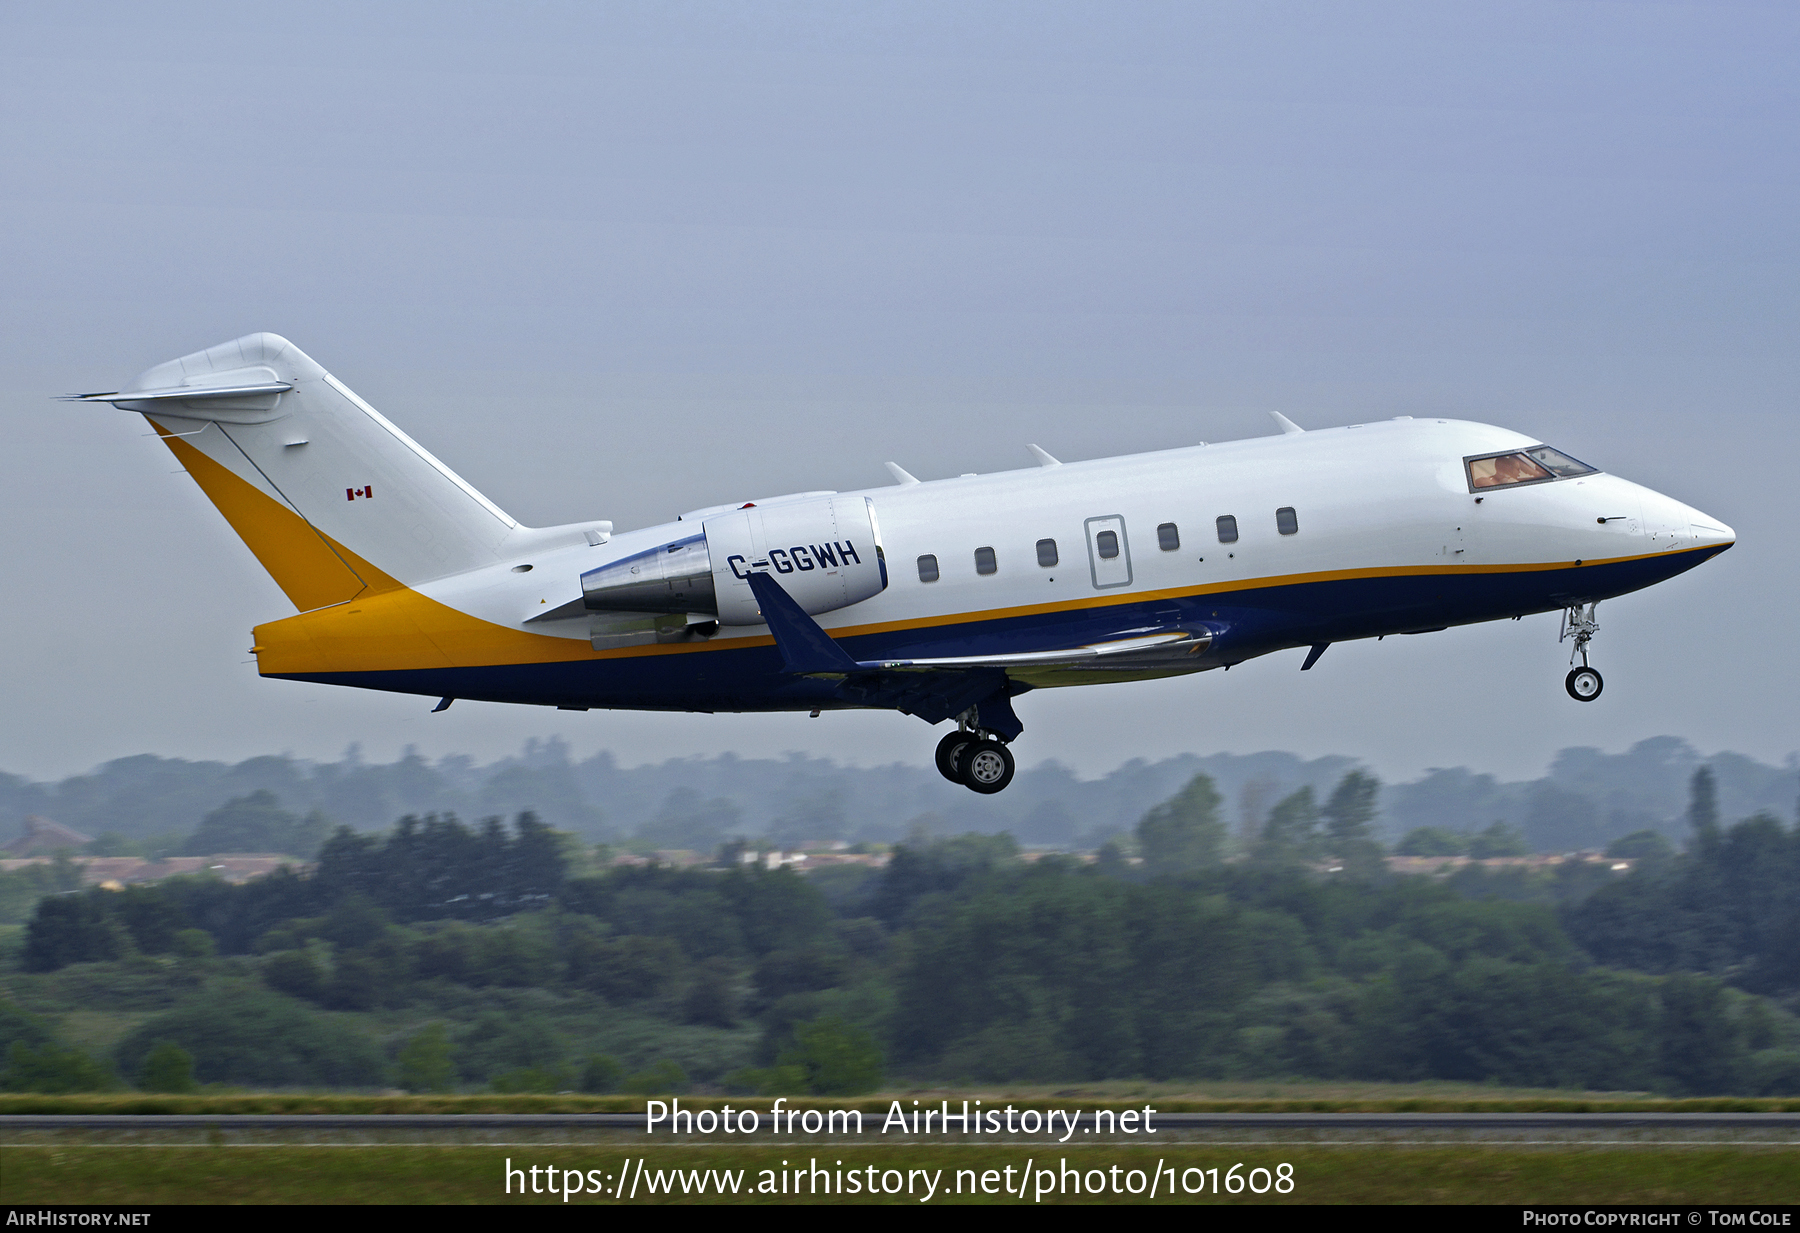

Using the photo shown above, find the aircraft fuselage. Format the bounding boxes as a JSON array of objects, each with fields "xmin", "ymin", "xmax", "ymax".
[{"xmin": 251, "ymin": 415, "xmax": 1730, "ymax": 712}]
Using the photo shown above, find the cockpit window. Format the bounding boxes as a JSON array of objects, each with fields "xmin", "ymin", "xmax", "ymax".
[
  {"xmin": 1522, "ymin": 446, "xmax": 1597, "ymax": 478},
  {"xmin": 1466, "ymin": 446, "xmax": 1597, "ymax": 491}
]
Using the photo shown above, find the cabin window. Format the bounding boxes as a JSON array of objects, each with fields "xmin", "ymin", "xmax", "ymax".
[
  {"xmin": 974, "ymin": 546, "xmax": 997, "ymax": 575},
  {"xmin": 1466, "ymin": 446, "xmax": 1596, "ymax": 491},
  {"xmin": 1036, "ymin": 538, "xmax": 1059, "ymax": 567},
  {"xmin": 917, "ymin": 554, "xmax": 939, "ymax": 583},
  {"xmin": 1276, "ymin": 507, "xmax": 1298, "ymax": 535},
  {"xmin": 1216, "ymin": 515, "xmax": 1239, "ymax": 544},
  {"xmin": 1157, "ymin": 522, "xmax": 1180, "ymax": 551},
  {"xmin": 1094, "ymin": 530, "xmax": 1120, "ymax": 559}
]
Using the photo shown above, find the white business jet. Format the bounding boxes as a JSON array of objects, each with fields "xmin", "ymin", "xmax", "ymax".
[{"xmin": 69, "ymin": 334, "xmax": 1734, "ymax": 794}]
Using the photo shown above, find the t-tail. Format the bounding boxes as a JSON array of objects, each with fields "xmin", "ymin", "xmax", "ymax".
[{"xmin": 68, "ymin": 333, "xmax": 592, "ymax": 610}]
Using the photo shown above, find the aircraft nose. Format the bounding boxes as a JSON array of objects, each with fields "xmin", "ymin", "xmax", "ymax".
[
  {"xmin": 1686, "ymin": 508, "xmax": 1736, "ymax": 548},
  {"xmin": 1634, "ymin": 488, "xmax": 1734, "ymax": 554},
  {"xmin": 1677, "ymin": 504, "xmax": 1735, "ymax": 550}
]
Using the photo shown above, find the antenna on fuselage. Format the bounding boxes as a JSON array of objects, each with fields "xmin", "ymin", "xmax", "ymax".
[
  {"xmin": 885, "ymin": 461, "xmax": 921, "ymax": 486},
  {"xmin": 1026, "ymin": 444, "xmax": 1062, "ymax": 467},
  {"xmin": 1269, "ymin": 411, "xmax": 1306, "ymax": 435}
]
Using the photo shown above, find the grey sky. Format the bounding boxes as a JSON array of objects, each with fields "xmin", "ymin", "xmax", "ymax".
[{"xmin": 3, "ymin": 2, "xmax": 1795, "ymax": 785}]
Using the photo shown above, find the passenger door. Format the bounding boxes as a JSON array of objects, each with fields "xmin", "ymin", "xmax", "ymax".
[{"xmin": 1084, "ymin": 515, "xmax": 1132, "ymax": 589}]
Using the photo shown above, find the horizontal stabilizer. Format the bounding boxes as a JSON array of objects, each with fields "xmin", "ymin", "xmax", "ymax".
[{"xmin": 63, "ymin": 382, "xmax": 293, "ymax": 403}]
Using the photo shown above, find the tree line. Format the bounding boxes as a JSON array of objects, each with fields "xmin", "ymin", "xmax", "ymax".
[
  {"xmin": 8, "ymin": 736, "xmax": 1794, "ymax": 852},
  {"xmin": 5, "ymin": 768, "xmax": 1798, "ymax": 1096}
]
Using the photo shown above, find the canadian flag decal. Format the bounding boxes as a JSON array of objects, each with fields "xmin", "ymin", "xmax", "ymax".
[{"xmin": 346, "ymin": 485, "xmax": 373, "ymax": 501}]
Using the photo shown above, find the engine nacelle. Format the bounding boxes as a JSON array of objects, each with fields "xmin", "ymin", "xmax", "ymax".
[
  {"xmin": 580, "ymin": 496, "xmax": 887, "ymax": 626},
  {"xmin": 579, "ymin": 532, "xmax": 715, "ymax": 614}
]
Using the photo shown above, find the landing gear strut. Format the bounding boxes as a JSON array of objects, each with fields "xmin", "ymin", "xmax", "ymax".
[
  {"xmin": 935, "ymin": 711, "xmax": 1017, "ymax": 793},
  {"xmin": 1560, "ymin": 602, "xmax": 1604, "ymax": 702}
]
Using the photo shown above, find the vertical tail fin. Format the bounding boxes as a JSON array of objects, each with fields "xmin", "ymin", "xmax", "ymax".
[{"xmin": 81, "ymin": 333, "xmax": 519, "ymax": 609}]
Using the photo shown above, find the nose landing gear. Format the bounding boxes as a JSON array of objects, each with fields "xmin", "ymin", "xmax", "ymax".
[
  {"xmin": 1560, "ymin": 602, "xmax": 1604, "ymax": 702},
  {"xmin": 934, "ymin": 712, "xmax": 1017, "ymax": 794}
]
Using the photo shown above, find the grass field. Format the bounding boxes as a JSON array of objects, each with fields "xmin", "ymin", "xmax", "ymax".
[{"xmin": 3, "ymin": 1144, "xmax": 1796, "ymax": 1204}]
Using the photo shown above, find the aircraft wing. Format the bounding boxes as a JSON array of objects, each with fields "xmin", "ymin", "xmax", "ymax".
[
  {"xmin": 856, "ymin": 630, "xmax": 1210, "ymax": 670},
  {"xmin": 743, "ymin": 570, "xmax": 1211, "ymax": 692}
]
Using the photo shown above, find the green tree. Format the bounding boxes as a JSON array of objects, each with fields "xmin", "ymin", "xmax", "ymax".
[
  {"xmin": 623, "ymin": 1059, "xmax": 688, "ymax": 1094},
  {"xmin": 636, "ymin": 788, "xmax": 744, "ymax": 852},
  {"xmin": 454, "ymin": 1014, "xmax": 560, "ymax": 1084},
  {"xmin": 490, "ymin": 1066, "xmax": 571, "ymax": 1093},
  {"xmin": 0, "ymin": 863, "xmax": 79, "ymax": 926},
  {"xmin": 85, "ymin": 832, "xmax": 143, "ymax": 857},
  {"xmin": 1658, "ymin": 973, "xmax": 1745, "ymax": 1095},
  {"xmin": 683, "ymin": 956, "xmax": 740, "ymax": 1027},
  {"xmin": 173, "ymin": 928, "xmax": 215, "ymax": 959},
  {"xmin": 580, "ymin": 1054, "xmax": 623, "ymax": 1094},
  {"xmin": 724, "ymin": 1063, "xmax": 808, "ymax": 1095},
  {"xmin": 1467, "ymin": 822, "xmax": 1528, "ymax": 859},
  {"xmin": 181, "ymin": 790, "xmax": 330, "ymax": 858},
  {"xmin": 318, "ymin": 894, "xmax": 390, "ymax": 949},
  {"xmin": 1605, "ymin": 830, "xmax": 1674, "ymax": 862},
  {"xmin": 398, "ymin": 1023, "xmax": 455, "ymax": 1093},
  {"xmin": 566, "ymin": 934, "xmax": 683, "ymax": 1001},
  {"xmin": 322, "ymin": 953, "xmax": 383, "ymax": 1011},
  {"xmin": 1253, "ymin": 787, "xmax": 1319, "ymax": 866},
  {"xmin": 1136, "ymin": 774, "xmax": 1226, "ymax": 875},
  {"xmin": 1093, "ymin": 839, "xmax": 1132, "ymax": 878},
  {"xmin": 139, "ymin": 1042, "xmax": 198, "ymax": 1094},
  {"xmin": 779, "ymin": 1015, "xmax": 884, "ymax": 1095},
  {"xmin": 866, "ymin": 833, "xmax": 1018, "ymax": 925},
  {"xmin": 1397, "ymin": 826, "xmax": 1466, "ymax": 857},
  {"xmin": 22, "ymin": 892, "xmax": 124, "ymax": 971},
  {"xmin": 2, "ymin": 1042, "xmax": 117, "ymax": 1093},
  {"xmin": 1321, "ymin": 771, "xmax": 1385, "ymax": 877},
  {"xmin": 752, "ymin": 947, "xmax": 847, "ymax": 1003},
  {"xmin": 262, "ymin": 950, "xmax": 326, "ymax": 1002},
  {"xmin": 1687, "ymin": 766, "xmax": 1721, "ymax": 852},
  {"xmin": 114, "ymin": 991, "xmax": 386, "ymax": 1088},
  {"xmin": 0, "ymin": 1002, "xmax": 54, "ymax": 1060},
  {"xmin": 112, "ymin": 886, "xmax": 191, "ymax": 953}
]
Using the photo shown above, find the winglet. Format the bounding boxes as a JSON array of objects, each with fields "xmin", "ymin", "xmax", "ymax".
[
  {"xmin": 1027, "ymin": 444, "xmax": 1062, "ymax": 467},
  {"xmin": 885, "ymin": 462, "xmax": 920, "ymax": 486},
  {"xmin": 745, "ymin": 571, "xmax": 860, "ymax": 674},
  {"xmin": 1269, "ymin": 411, "xmax": 1306, "ymax": 435}
]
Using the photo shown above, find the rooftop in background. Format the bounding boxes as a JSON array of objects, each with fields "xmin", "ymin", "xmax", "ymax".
[
  {"xmin": 0, "ymin": 854, "xmax": 300, "ymax": 886},
  {"xmin": 1, "ymin": 816, "xmax": 94, "ymax": 856},
  {"xmin": 1381, "ymin": 852, "xmax": 1635, "ymax": 877}
]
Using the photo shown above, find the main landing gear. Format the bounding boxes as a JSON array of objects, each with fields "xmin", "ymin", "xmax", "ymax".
[
  {"xmin": 1560, "ymin": 602, "xmax": 1604, "ymax": 702},
  {"xmin": 934, "ymin": 720, "xmax": 1016, "ymax": 795}
]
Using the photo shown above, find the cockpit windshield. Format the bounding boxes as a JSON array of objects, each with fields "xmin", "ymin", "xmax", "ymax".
[{"xmin": 1467, "ymin": 446, "xmax": 1597, "ymax": 491}]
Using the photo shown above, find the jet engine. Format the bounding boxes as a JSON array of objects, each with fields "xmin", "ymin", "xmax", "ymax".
[{"xmin": 581, "ymin": 495, "xmax": 887, "ymax": 626}]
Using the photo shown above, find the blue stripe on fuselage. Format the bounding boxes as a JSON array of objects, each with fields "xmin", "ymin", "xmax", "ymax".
[{"xmin": 266, "ymin": 546, "xmax": 1725, "ymax": 712}]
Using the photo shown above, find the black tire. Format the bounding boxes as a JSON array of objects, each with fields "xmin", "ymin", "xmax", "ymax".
[
  {"xmin": 957, "ymin": 738, "xmax": 1015, "ymax": 794},
  {"xmin": 935, "ymin": 731, "xmax": 972, "ymax": 783},
  {"xmin": 1565, "ymin": 666, "xmax": 1604, "ymax": 702}
]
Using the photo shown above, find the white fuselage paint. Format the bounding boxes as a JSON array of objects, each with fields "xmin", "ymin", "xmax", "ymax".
[{"xmin": 424, "ymin": 416, "xmax": 1732, "ymax": 664}]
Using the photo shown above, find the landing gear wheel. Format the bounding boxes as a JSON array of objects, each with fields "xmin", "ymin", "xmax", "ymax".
[
  {"xmin": 1565, "ymin": 666, "xmax": 1604, "ymax": 702},
  {"xmin": 957, "ymin": 738, "xmax": 1015, "ymax": 795},
  {"xmin": 935, "ymin": 731, "xmax": 973, "ymax": 784}
]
